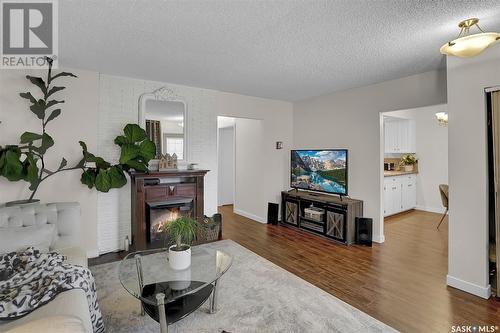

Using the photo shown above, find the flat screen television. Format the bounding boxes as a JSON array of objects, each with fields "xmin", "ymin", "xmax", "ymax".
[{"xmin": 291, "ymin": 149, "xmax": 348, "ymax": 195}]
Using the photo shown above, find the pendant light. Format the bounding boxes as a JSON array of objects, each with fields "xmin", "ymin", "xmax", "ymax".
[{"xmin": 440, "ymin": 18, "xmax": 500, "ymax": 57}]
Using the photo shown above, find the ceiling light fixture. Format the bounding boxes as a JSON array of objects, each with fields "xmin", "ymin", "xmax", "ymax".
[
  {"xmin": 440, "ymin": 18, "xmax": 500, "ymax": 57},
  {"xmin": 435, "ymin": 112, "xmax": 448, "ymax": 127}
]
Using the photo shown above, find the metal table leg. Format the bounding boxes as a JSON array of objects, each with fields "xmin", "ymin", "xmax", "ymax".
[
  {"xmin": 156, "ymin": 293, "xmax": 168, "ymax": 333},
  {"xmin": 135, "ymin": 255, "xmax": 145, "ymax": 316},
  {"xmin": 209, "ymin": 279, "xmax": 218, "ymax": 314}
]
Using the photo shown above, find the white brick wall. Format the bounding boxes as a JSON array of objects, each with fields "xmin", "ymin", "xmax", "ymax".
[{"xmin": 97, "ymin": 74, "xmax": 292, "ymax": 254}]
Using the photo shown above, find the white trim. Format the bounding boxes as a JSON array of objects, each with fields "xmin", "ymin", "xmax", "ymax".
[
  {"xmin": 233, "ymin": 208, "xmax": 266, "ymax": 224},
  {"xmin": 485, "ymin": 86, "xmax": 500, "ymax": 93},
  {"xmin": 446, "ymin": 275, "xmax": 491, "ymax": 299},
  {"xmin": 87, "ymin": 249, "xmax": 100, "ymax": 259},
  {"xmin": 372, "ymin": 234, "xmax": 385, "ymax": 243},
  {"xmin": 415, "ymin": 205, "xmax": 447, "ymax": 214}
]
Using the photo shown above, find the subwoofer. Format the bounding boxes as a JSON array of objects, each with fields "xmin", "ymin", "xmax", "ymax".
[
  {"xmin": 267, "ymin": 203, "xmax": 279, "ymax": 225},
  {"xmin": 355, "ymin": 217, "xmax": 372, "ymax": 246}
]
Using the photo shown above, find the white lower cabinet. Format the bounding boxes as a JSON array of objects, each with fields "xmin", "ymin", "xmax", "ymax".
[{"xmin": 384, "ymin": 174, "xmax": 416, "ymax": 217}]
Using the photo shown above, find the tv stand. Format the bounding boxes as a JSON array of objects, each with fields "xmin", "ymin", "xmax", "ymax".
[{"xmin": 281, "ymin": 190, "xmax": 363, "ymax": 245}]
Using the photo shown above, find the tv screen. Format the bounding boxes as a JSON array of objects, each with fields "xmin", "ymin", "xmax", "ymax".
[{"xmin": 291, "ymin": 149, "xmax": 348, "ymax": 195}]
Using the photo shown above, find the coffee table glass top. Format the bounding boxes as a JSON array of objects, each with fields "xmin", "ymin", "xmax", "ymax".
[{"xmin": 118, "ymin": 246, "xmax": 232, "ymax": 306}]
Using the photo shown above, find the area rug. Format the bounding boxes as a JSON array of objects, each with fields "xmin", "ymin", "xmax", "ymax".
[{"xmin": 91, "ymin": 240, "xmax": 398, "ymax": 333}]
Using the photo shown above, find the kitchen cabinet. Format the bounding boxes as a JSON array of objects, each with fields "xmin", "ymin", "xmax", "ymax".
[
  {"xmin": 384, "ymin": 118, "xmax": 415, "ymax": 154},
  {"xmin": 384, "ymin": 174, "xmax": 417, "ymax": 216}
]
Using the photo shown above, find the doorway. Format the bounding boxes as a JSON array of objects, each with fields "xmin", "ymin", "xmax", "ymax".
[
  {"xmin": 217, "ymin": 116, "xmax": 264, "ymax": 219},
  {"xmin": 379, "ymin": 104, "xmax": 449, "ymax": 241},
  {"xmin": 217, "ymin": 117, "xmax": 235, "ymax": 206}
]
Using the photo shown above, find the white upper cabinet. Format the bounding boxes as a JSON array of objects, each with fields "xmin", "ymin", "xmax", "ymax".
[{"xmin": 384, "ymin": 118, "xmax": 416, "ymax": 154}]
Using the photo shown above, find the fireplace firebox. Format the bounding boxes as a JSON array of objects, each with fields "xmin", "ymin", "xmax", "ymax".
[{"xmin": 146, "ymin": 197, "xmax": 194, "ymax": 246}]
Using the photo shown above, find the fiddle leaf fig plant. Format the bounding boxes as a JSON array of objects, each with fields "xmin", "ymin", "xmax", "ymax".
[{"xmin": 0, "ymin": 57, "xmax": 156, "ymax": 201}]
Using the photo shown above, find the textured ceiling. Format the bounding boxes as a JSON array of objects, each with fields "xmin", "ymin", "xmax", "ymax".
[{"xmin": 59, "ymin": 0, "xmax": 500, "ymax": 101}]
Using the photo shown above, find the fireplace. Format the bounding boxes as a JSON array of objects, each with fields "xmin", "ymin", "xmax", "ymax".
[
  {"xmin": 130, "ymin": 170, "xmax": 212, "ymax": 250},
  {"xmin": 146, "ymin": 197, "xmax": 194, "ymax": 247}
]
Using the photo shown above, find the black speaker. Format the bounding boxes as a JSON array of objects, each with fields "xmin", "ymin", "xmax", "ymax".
[
  {"xmin": 355, "ymin": 217, "xmax": 372, "ymax": 246},
  {"xmin": 267, "ymin": 203, "xmax": 279, "ymax": 225}
]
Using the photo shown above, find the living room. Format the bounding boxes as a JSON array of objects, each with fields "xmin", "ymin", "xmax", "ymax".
[{"xmin": 1, "ymin": 1, "xmax": 500, "ymax": 333}]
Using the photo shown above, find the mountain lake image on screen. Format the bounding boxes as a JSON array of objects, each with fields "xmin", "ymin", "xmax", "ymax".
[{"xmin": 291, "ymin": 149, "xmax": 348, "ymax": 195}]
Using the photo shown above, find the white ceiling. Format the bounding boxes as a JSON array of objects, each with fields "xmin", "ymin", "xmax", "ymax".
[{"xmin": 59, "ymin": 0, "xmax": 500, "ymax": 102}]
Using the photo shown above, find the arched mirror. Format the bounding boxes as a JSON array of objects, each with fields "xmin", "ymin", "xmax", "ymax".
[{"xmin": 139, "ymin": 88, "xmax": 187, "ymax": 162}]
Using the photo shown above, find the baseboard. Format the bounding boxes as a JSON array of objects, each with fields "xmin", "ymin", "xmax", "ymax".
[
  {"xmin": 87, "ymin": 249, "xmax": 100, "ymax": 259},
  {"xmin": 415, "ymin": 205, "xmax": 447, "ymax": 214},
  {"xmin": 233, "ymin": 208, "xmax": 266, "ymax": 224},
  {"xmin": 372, "ymin": 234, "xmax": 385, "ymax": 243},
  {"xmin": 446, "ymin": 274, "xmax": 491, "ymax": 299}
]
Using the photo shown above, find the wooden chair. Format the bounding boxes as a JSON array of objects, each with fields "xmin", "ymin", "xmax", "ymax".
[{"xmin": 437, "ymin": 184, "xmax": 449, "ymax": 229}]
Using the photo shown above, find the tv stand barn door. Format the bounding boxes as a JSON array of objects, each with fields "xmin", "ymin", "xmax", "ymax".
[{"xmin": 281, "ymin": 190, "xmax": 363, "ymax": 245}]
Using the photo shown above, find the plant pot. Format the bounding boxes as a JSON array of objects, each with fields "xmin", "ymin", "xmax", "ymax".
[
  {"xmin": 403, "ymin": 165, "xmax": 414, "ymax": 172},
  {"xmin": 170, "ymin": 268, "xmax": 192, "ymax": 291},
  {"xmin": 5, "ymin": 199, "xmax": 40, "ymax": 207},
  {"xmin": 168, "ymin": 244, "xmax": 191, "ymax": 270}
]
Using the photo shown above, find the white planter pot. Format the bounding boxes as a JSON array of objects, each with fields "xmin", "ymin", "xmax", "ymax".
[
  {"xmin": 168, "ymin": 245, "xmax": 191, "ymax": 270},
  {"xmin": 403, "ymin": 165, "xmax": 414, "ymax": 172},
  {"xmin": 170, "ymin": 268, "xmax": 192, "ymax": 291}
]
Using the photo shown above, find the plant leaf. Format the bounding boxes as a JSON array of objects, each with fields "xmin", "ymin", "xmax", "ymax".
[
  {"xmin": 45, "ymin": 109, "xmax": 61, "ymax": 123},
  {"xmin": 80, "ymin": 169, "xmax": 96, "ymax": 189},
  {"xmin": 19, "ymin": 92, "xmax": 37, "ymax": 103},
  {"xmin": 20, "ymin": 132, "xmax": 42, "ymax": 143},
  {"xmin": 58, "ymin": 157, "xmax": 67, "ymax": 170},
  {"xmin": 95, "ymin": 169, "xmax": 111, "ymax": 192},
  {"xmin": 123, "ymin": 159, "xmax": 148, "ymax": 172},
  {"xmin": 108, "ymin": 166, "xmax": 127, "ymax": 188},
  {"xmin": 23, "ymin": 154, "xmax": 39, "ymax": 185},
  {"xmin": 46, "ymin": 100, "xmax": 64, "ymax": 109},
  {"xmin": 2, "ymin": 150, "xmax": 24, "ymax": 181},
  {"xmin": 38, "ymin": 133, "xmax": 54, "ymax": 154},
  {"xmin": 25, "ymin": 76, "xmax": 47, "ymax": 95},
  {"xmin": 124, "ymin": 124, "xmax": 146, "ymax": 142},
  {"xmin": 114, "ymin": 135, "xmax": 129, "ymax": 146},
  {"xmin": 119, "ymin": 144, "xmax": 140, "ymax": 164},
  {"xmin": 46, "ymin": 86, "xmax": 65, "ymax": 98},
  {"xmin": 30, "ymin": 100, "xmax": 46, "ymax": 119},
  {"xmin": 139, "ymin": 140, "xmax": 156, "ymax": 161},
  {"xmin": 51, "ymin": 72, "xmax": 77, "ymax": 81}
]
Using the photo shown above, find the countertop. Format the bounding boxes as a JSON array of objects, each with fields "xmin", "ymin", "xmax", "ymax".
[{"xmin": 384, "ymin": 170, "xmax": 418, "ymax": 177}]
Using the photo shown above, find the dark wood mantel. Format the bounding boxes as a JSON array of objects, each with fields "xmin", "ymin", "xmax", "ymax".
[{"xmin": 130, "ymin": 169, "xmax": 209, "ymax": 250}]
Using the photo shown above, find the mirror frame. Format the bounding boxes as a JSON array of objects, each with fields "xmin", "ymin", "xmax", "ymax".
[{"xmin": 138, "ymin": 87, "xmax": 188, "ymax": 162}]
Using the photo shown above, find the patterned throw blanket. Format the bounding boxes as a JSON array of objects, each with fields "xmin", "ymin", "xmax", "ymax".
[{"xmin": 0, "ymin": 247, "xmax": 104, "ymax": 333}]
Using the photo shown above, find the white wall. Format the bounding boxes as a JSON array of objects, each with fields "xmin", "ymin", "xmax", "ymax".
[
  {"xmin": 218, "ymin": 126, "xmax": 235, "ymax": 206},
  {"xmin": 293, "ymin": 70, "xmax": 447, "ymax": 243},
  {"xmin": 233, "ymin": 118, "xmax": 267, "ymax": 222},
  {"xmin": 447, "ymin": 46, "xmax": 500, "ymax": 298},
  {"xmin": 0, "ymin": 68, "xmax": 100, "ymax": 257},
  {"xmin": 97, "ymin": 74, "xmax": 293, "ymax": 253},
  {"xmin": 385, "ymin": 104, "xmax": 448, "ymax": 213}
]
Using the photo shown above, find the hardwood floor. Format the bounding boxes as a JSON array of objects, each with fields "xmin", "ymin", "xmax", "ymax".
[{"xmin": 220, "ymin": 205, "xmax": 500, "ymax": 333}]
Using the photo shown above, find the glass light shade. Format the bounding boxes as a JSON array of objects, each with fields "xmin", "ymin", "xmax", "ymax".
[
  {"xmin": 440, "ymin": 32, "xmax": 500, "ymax": 57},
  {"xmin": 435, "ymin": 112, "xmax": 448, "ymax": 127}
]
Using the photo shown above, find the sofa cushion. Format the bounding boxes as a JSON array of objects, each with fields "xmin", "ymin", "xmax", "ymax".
[
  {"xmin": 0, "ymin": 289, "xmax": 93, "ymax": 333},
  {"xmin": 57, "ymin": 246, "xmax": 88, "ymax": 268},
  {"xmin": 0, "ymin": 224, "xmax": 55, "ymax": 254},
  {"xmin": 3, "ymin": 315, "xmax": 86, "ymax": 333}
]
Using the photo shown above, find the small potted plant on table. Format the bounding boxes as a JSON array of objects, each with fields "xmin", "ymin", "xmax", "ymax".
[
  {"xmin": 399, "ymin": 154, "xmax": 418, "ymax": 172},
  {"xmin": 164, "ymin": 216, "xmax": 199, "ymax": 270}
]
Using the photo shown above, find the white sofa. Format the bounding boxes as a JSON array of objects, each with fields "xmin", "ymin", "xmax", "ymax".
[{"xmin": 0, "ymin": 203, "xmax": 92, "ymax": 333}]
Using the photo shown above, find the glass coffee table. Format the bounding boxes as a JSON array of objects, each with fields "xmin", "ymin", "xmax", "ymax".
[{"xmin": 118, "ymin": 246, "xmax": 232, "ymax": 333}]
